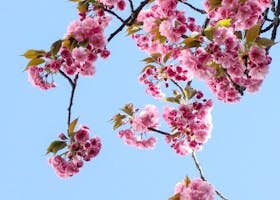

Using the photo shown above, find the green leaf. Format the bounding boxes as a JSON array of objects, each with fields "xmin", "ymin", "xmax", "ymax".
[
  {"xmin": 246, "ymin": 24, "xmax": 261, "ymax": 43},
  {"xmin": 204, "ymin": 27, "xmax": 215, "ymax": 41},
  {"xmin": 184, "ymin": 86, "xmax": 197, "ymax": 100},
  {"xmin": 26, "ymin": 58, "xmax": 45, "ymax": 69},
  {"xmin": 151, "ymin": 53, "xmax": 161, "ymax": 60},
  {"xmin": 163, "ymin": 52, "xmax": 172, "ymax": 63},
  {"xmin": 46, "ymin": 141, "xmax": 67, "ymax": 154},
  {"xmin": 68, "ymin": 118, "xmax": 79, "ymax": 134},
  {"xmin": 141, "ymin": 64, "xmax": 156, "ymax": 73},
  {"xmin": 78, "ymin": 1, "xmax": 89, "ymax": 13},
  {"xmin": 208, "ymin": 0, "xmax": 222, "ymax": 10},
  {"xmin": 127, "ymin": 23, "xmax": 142, "ymax": 35},
  {"xmin": 22, "ymin": 50, "xmax": 45, "ymax": 59},
  {"xmin": 216, "ymin": 18, "xmax": 232, "ymax": 27},
  {"xmin": 255, "ymin": 37, "xmax": 276, "ymax": 47},
  {"xmin": 51, "ymin": 40, "xmax": 63, "ymax": 57},
  {"xmin": 183, "ymin": 37, "xmax": 201, "ymax": 48},
  {"xmin": 112, "ymin": 114, "xmax": 126, "ymax": 130},
  {"xmin": 121, "ymin": 103, "xmax": 134, "ymax": 116},
  {"xmin": 164, "ymin": 97, "xmax": 180, "ymax": 104},
  {"xmin": 143, "ymin": 57, "xmax": 155, "ymax": 63}
]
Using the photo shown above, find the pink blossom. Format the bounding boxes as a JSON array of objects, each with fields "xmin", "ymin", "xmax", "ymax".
[
  {"xmin": 119, "ymin": 129, "xmax": 157, "ymax": 149},
  {"xmin": 132, "ymin": 105, "xmax": 160, "ymax": 133},
  {"xmin": 28, "ymin": 66, "xmax": 56, "ymax": 90},
  {"xmin": 185, "ymin": 179, "xmax": 215, "ymax": 200},
  {"xmin": 172, "ymin": 178, "xmax": 215, "ymax": 200},
  {"xmin": 74, "ymin": 125, "xmax": 90, "ymax": 143}
]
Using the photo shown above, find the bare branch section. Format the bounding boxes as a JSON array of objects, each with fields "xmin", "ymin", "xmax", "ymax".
[
  {"xmin": 270, "ymin": 0, "xmax": 280, "ymax": 42},
  {"xmin": 148, "ymin": 127, "xmax": 171, "ymax": 136},
  {"xmin": 128, "ymin": 0, "xmax": 134, "ymax": 12},
  {"xmin": 59, "ymin": 70, "xmax": 74, "ymax": 87},
  {"xmin": 192, "ymin": 152, "xmax": 229, "ymax": 200},
  {"xmin": 67, "ymin": 74, "xmax": 79, "ymax": 126},
  {"xmin": 108, "ymin": 0, "xmax": 150, "ymax": 42},
  {"xmin": 179, "ymin": 0, "xmax": 206, "ymax": 14},
  {"xmin": 104, "ymin": 8, "xmax": 126, "ymax": 23}
]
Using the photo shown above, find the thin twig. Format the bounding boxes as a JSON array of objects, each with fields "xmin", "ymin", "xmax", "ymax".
[
  {"xmin": 170, "ymin": 79, "xmax": 187, "ymax": 100},
  {"xmin": 261, "ymin": 22, "xmax": 274, "ymax": 33},
  {"xmin": 128, "ymin": 0, "xmax": 134, "ymax": 12},
  {"xmin": 192, "ymin": 152, "xmax": 229, "ymax": 200},
  {"xmin": 104, "ymin": 8, "xmax": 126, "ymax": 23},
  {"xmin": 179, "ymin": 0, "xmax": 206, "ymax": 14},
  {"xmin": 148, "ymin": 127, "xmax": 171, "ymax": 136},
  {"xmin": 108, "ymin": 0, "xmax": 150, "ymax": 42},
  {"xmin": 224, "ymin": 69, "xmax": 246, "ymax": 96},
  {"xmin": 67, "ymin": 73, "xmax": 79, "ymax": 126},
  {"xmin": 59, "ymin": 70, "xmax": 74, "ymax": 87},
  {"xmin": 202, "ymin": 18, "xmax": 210, "ymax": 35},
  {"xmin": 270, "ymin": 0, "xmax": 280, "ymax": 42}
]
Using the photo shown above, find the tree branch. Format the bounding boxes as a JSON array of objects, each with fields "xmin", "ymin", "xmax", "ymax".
[
  {"xmin": 128, "ymin": 0, "xmax": 134, "ymax": 12},
  {"xmin": 108, "ymin": 0, "xmax": 150, "ymax": 42},
  {"xmin": 67, "ymin": 73, "xmax": 79, "ymax": 126},
  {"xmin": 59, "ymin": 70, "xmax": 74, "ymax": 87},
  {"xmin": 179, "ymin": 0, "xmax": 206, "ymax": 14},
  {"xmin": 104, "ymin": 8, "xmax": 126, "ymax": 23},
  {"xmin": 192, "ymin": 152, "xmax": 229, "ymax": 200},
  {"xmin": 148, "ymin": 127, "xmax": 171, "ymax": 136}
]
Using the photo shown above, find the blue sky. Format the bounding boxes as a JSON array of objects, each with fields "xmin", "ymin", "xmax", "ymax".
[{"xmin": 1, "ymin": 0, "xmax": 280, "ymax": 199}]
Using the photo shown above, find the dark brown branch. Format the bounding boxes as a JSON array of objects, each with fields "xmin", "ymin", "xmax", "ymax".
[
  {"xmin": 202, "ymin": 18, "xmax": 210, "ymax": 35},
  {"xmin": 148, "ymin": 127, "xmax": 171, "ymax": 136},
  {"xmin": 261, "ymin": 22, "xmax": 274, "ymax": 33},
  {"xmin": 108, "ymin": 0, "xmax": 150, "ymax": 42},
  {"xmin": 104, "ymin": 8, "xmax": 126, "ymax": 23},
  {"xmin": 59, "ymin": 70, "xmax": 74, "ymax": 87},
  {"xmin": 179, "ymin": 0, "xmax": 206, "ymax": 14},
  {"xmin": 128, "ymin": 0, "xmax": 134, "ymax": 12},
  {"xmin": 224, "ymin": 69, "xmax": 246, "ymax": 96},
  {"xmin": 270, "ymin": 0, "xmax": 280, "ymax": 42},
  {"xmin": 67, "ymin": 74, "xmax": 79, "ymax": 126},
  {"xmin": 192, "ymin": 152, "xmax": 229, "ymax": 200}
]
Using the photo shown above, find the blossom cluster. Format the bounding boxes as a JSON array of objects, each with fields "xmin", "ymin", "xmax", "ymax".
[
  {"xmin": 132, "ymin": 0, "xmax": 272, "ymax": 103},
  {"xmin": 116, "ymin": 105, "xmax": 160, "ymax": 149},
  {"xmin": 171, "ymin": 177, "xmax": 215, "ymax": 200},
  {"xmin": 27, "ymin": 13, "xmax": 111, "ymax": 90},
  {"xmin": 204, "ymin": 0, "xmax": 271, "ymax": 30},
  {"xmin": 48, "ymin": 125, "xmax": 102, "ymax": 178},
  {"xmin": 164, "ymin": 94, "xmax": 213, "ymax": 155}
]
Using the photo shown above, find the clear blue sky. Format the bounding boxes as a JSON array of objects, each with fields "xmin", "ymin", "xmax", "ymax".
[{"xmin": 1, "ymin": 0, "xmax": 280, "ymax": 199}]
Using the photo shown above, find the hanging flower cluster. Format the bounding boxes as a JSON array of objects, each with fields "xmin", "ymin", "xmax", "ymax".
[
  {"xmin": 169, "ymin": 177, "xmax": 215, "ymax": 200},
  {"xmin": 48, "ymin": 122, "xmax": 101, "ymax": 179}
]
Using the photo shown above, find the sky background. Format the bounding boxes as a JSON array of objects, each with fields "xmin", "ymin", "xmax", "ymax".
[{"xmin": 1, "ymin": 0, "xmax": 280, "ymax": 199}]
